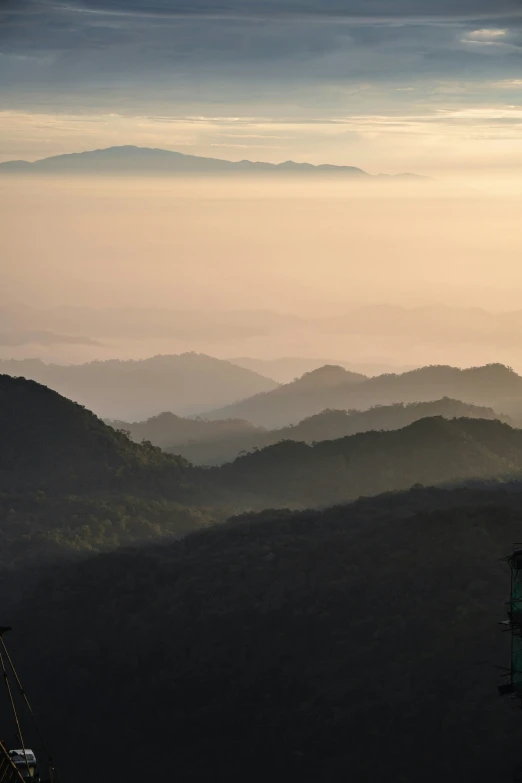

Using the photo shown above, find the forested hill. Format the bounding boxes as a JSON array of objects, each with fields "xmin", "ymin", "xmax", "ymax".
[
  {"xmin": 0, "ymin": 353, "xmax": 278, "ymax": 420},
  {"xmin": 10, "ymin": 488, "xmax": 522, "ymax": 782},
  {"xmin": 5, "ymin": 376, "xmax": 522, "ymax": 572},
  {"xmin": 207, "ymin": 362, "xmax": 522, "ymax": 427},
  {"xmin": 0, "ymin": 375, "xmax": 216, "ymax": 574},
  {"xmin": 217, "ymin": 416, "xmax": 522, "ymax": 507},
  {"xmin": 273, "ymin": 397, "xmax": 513, "ymax": 446},
  {"xmin": 0, "ymin": 374, "xmax": 189, "ymax": 495},
  {"xmin": 114, "ymin": 398, "xmax": 512, "ymax": 465},
  {"xmin": 109, "ymin": 411, "xmax": 265, "ymax": 451},
  {"xmin": 4, "ymin": 377, "xmax": 522, "ymax": 511}
]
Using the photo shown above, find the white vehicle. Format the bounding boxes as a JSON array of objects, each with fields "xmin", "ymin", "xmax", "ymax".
[
  {"xmin": 0, "ymin": 628, "xmax": 57, "ymax": 782},
  {"xmin": 8, "ymin": 750, "xmax": 39, "ymax": 781}
]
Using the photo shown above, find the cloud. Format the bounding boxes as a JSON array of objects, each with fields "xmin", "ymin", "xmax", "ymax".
[
  {"xmin": 466, "ymin": 29, "xmax": 509, "ymax": 40},
  {"xmin": 1, "ymin": 0, "xmax": 522, "ymax": 171},
  {"xmin": 10, "ymin": 0, "xmax": 521, "ymax": 22}
]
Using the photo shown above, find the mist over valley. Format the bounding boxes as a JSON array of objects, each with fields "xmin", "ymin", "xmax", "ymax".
[{"xmin": 3, "ymin": 1, "xmax": 522, "ymax": 776}]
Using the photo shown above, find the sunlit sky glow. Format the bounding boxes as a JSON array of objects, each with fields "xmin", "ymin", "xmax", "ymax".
[{"xmin": 1, "ymin": 0, "xmax": 522, "ymax": 177}]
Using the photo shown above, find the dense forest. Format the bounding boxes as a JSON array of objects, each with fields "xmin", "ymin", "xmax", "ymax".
[
  {"xmin": 5, "ymin": 375, "xmax": 522, "ymax": 574},
  {"xmin": 115, "ymin": 398, "xmax": 513, "ymax": 465},
  {"xmin": 0, "ymin": 375, "xmax": 221, "ymax": 580},
  {"xmin": 4, "ymin": 372, "xmax": 522, "ymax": 781},
  {"xmin": 216, "ymin": 416, "xmax": 522, "ymax": 507},
  {"xmin": 7, "ymin": 487, "xmax": 522, "ymax": 782}
]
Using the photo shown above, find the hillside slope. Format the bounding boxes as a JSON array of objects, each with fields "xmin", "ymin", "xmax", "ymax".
[
  {"xmin": 109, "ymin": 411, "xmax": 265, "ymax": 451},
  {"xmin": 10, "ymin": 488, "xmax": 522, "ymax": 783},
  {"xmin": 4, "ymin": 375, "xmax": 522, "ymax": 510},
  {"xmin": 5, "ymin": 377, "xmax": 522, "ymax": 572},
  {"xmin": 217, "ymin": 416, "xmax": 522, "ymax": 507},
  {"xmin": 0, "ymin": 375, "xmax": 215, "ymax": 572},
  {"xmin": 205, "ymin": 365, "xmax": 366, "ymax": 427},
  {"xmin": 0, "ymin": 353, "xmax": 278, "ymax": 420},
  {"xmin": 207, "ymin": 363, "xmax": 522, "ymax": 427},
  {"xmin": 230, "ymin": 356, "xmax": 409, "ymax": 382},
  {"xmin": 0, "ymin": 374, "xmax": 189, "ymax": 494},
  {"xmin": 132, "ymin": 398, "xmax": 511, "ymax": 465}
]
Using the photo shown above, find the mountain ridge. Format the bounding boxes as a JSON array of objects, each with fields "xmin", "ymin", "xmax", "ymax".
[
  {"xmin": 0, "ymin": 145, "xmax": 425, "ymax": 179},
  {"xmin": 5, "ymin": 375, "xmax": 522, "ymax": 572},
  {"xmin": 217, "ymin": 415, "xmax": 522, "ymax": 507},
  {"xmin": 206, "ymin": 362, "xmax": 522, "ymax": 427},
  {"xmin": 114, "ymin": 397, "xmax": 511, "ymax": 465},
  {"xmin": 0, "ymin": 352, "xmax": 279, "ymax": 420}
]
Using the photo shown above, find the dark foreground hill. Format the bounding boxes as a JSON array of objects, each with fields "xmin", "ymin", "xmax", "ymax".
[
  {"xmin": 114, "ymin": 398, "xmax": 512, "ymax": 465},
  {"xmin": 0, "ymin": 374, "xmax": 189, "ymax": 495},
  {"xmin": 9, "ymin": 487, "xmax": 522, "ymax": 783},
  {"xmin": 0, "ymin": 375, "xmax": 216, "ymax": 575},
  {"xmin": 208, "ymin": 362, "xmax": 522, "ymax": 427},
  {"xmin": 0, "ymin": 353, "xmax": 278, "ymax": 420}
]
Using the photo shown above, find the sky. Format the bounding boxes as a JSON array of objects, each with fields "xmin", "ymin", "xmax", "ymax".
[
  {"xmin": 3, "ymin": 0, "xmax": 522, "ymax": 371},
  {"xmin": 1, "ymin": 0, "xmax": 522, "ymax": 177}
]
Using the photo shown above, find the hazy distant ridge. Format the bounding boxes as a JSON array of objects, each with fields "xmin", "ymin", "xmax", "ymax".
[
  {"xmin": 0, "ymin": 353, "xmax": 279, "ymax": 420},
  {"xmin": 207, "ymin": 362, "xmax": 522, "ymax": 427},
  {"xmin": 0, "ymin": 145, "xmax": 423, "ymax": 178},
  {"xmin": 113, "ymin": 397, "xmax": 513, "ymax": 465}
]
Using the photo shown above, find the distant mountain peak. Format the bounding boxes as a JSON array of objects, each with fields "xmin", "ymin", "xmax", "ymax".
[
  {"xmin": 293, "ymin": 364, "xmax": 361, "ymax": 388},
  {"xmin": 0, "ymin": 146, "xmax": 425, "ymax": 179}
]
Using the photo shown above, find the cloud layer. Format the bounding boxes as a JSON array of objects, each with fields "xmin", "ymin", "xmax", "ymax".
[{"xmin": 1, "ymin": 0, "xmax": 522, "ymax": 173}]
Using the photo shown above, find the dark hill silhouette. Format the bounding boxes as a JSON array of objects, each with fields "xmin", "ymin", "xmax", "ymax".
[
  {"xmin": 207, "ymin": 362, "xmax": 522, "ymax": 427},
  {"xmin": 3, "ymin": 376, "xmax": 522, "ymax": 511},
  {"xmin": 10, "ymin": 487, "xmax": 522, "ymax": 783},
  {"xmin": 0, "ymin": 375, "xmax": 215, "ymax": 574},
  {"xmin": 276, "ymin": 397, "xmax": 513, "ymax": 443},
  {"xmin": 0, "ymin": 374, "xmax": 189, "ymax": 495},
  {"xmin": 5, "ymin": 377, "xmax": 522, "ymax": 573},
  {"xmin": 0, "ymin": 353, "xmax": 278, "ymax": 420},
  {"xmin": 218, "ymin": 416, "xmax": 522, "ymax": 507},
  {"xmin": 109, "ymin": 411, "xmax": 265, "ymax": 451},
  {"xmin": 115, "ymin": 398, "xmax": 512, "ymax": 465},
  {"xmin": 0, "ymin": 146, "xmax": 422, "ymax": 178}
]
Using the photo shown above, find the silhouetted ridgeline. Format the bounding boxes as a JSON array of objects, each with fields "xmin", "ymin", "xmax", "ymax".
[
  {"xmin": 0, "ymin": 374, "xmax": 219, "ymax": 575},
  {"xmin": 9, "ymin": 492, "xmax": 522, "ymax": 782},
  {"xmin": 5, "ymin": 375, "xmax": 522, "ymax": 576},
  {"xmin": 0, "ymin": 145, "xmax": 422, "ymax": 179},
  {"xmin": 109, "ymin": 412, "xmax": 265, "ymax": 452},
  {"xmin": 215, "ymin": 416, "xmax": 522, "ymax": 507},
  {"xmin": 5, "ymin": 375, "xmax": 522, "ymax": 511},
  {"xmin": 231, "ymin": 355, "xmax": 414, "ymax": 382},
  {"xmin": 0, "ymin": 374, "xmax": 190, "ymax": 495},
  {"xmin": 0, "ymin": 353, "xmax": 278, "ymax": 420},
  {"xmin": 207, "ymin": 362, "xmax": 522, "ymax": 427},
  {"xmin": 114, "ymin": 398, "xmax": 513, "ymax": 465}
]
